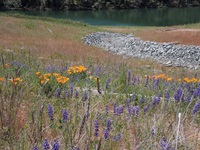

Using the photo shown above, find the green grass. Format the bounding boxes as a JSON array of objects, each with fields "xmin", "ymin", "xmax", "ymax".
[{"xmin": 0, "ymin": 44, "xmax": 199, "ymax": 150}]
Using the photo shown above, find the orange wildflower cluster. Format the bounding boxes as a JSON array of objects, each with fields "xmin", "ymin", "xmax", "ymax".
[
  {"xmin": 67, "ymin": 65, "xmax": 87, "ymax": 75},
  {"xmin": 36, "ymin": 72, "xmax": 69, "ymax": 85},
  {"xmin": 9, "ymin": 78, "xmax": 22, "ymax": 85},
  {"xmin": 0, "ymin": 77, "xmax": 4, "ymax": 82},
  {"xmin": 182, "ymin": 78, "xmax": 200, "ymax": 83},
  {"xmin": 150, "ymin": 74, "xmax": 172, "ymax": 81},
  {"xmin": 150, "ymin": 74, "xmax": 200, "ymax": 83},
  {"xmin": 56, "ymin": 76, "xmax": 69, "ymax": 84},
  {"xmin": 4, "ymin": 63, "xmax": 11, "ymax": 68}
]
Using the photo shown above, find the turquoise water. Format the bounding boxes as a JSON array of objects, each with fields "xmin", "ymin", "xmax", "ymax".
[{"xmin": 5, "ymin": 7, "xmax": 200, "ymax": 26}]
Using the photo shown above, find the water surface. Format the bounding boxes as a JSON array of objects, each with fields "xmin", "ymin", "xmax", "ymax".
[{"xmin": 6, "ymin": 7, "xmax": 200, "ymax": 26}]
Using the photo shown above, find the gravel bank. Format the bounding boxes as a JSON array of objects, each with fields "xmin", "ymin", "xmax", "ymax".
[{"xmin": 82, "ymin": 32, "xmax": 200, "ymax": 69}]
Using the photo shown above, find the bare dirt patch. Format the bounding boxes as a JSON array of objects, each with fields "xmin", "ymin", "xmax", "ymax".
[{"xmin": 102, "ymin": 27, "xmax": 200, "ymax": 46}]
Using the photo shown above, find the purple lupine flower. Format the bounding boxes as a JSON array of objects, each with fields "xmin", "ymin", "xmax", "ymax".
[
  {"xmin": 105, "ymin": 78, "xmax": 111, "ymax": 89},
  {"xmin": 65, "ymin": 92, "xmax": 70, "ymax": 98},
  {"xmin": 145, "ymin": 75, "xmax": 149, "ymax": 87},
  {"xmin": 126, "ymin": 98, "xmax": 130, "ymax": 105},
  {"xmin": 187, "ymin": 94, "xmax": 192, "ymax": 103},
  {"xmin": 132, "ymin": 106, "xmax": 139, "ymax": 116},
  {"xmin": 48, "ymin": 104, "xmax": 54, "ymax": 121},
  {"xmin": 151, "ymin": 126, "xmax": 155, "ymax": 135},
  {"xmin": 95, "ymin": 66, "xmax": 101, "ymax": 76},
  {"xmin": 105, "ymin": 105, "xmax": 109, "ymax": 114},
  {"xmin": 55, "ymin": 88, "xmax": 61, "ymax": 98},
  {"xmin": 143, "ymin": 105, "xmax": 148, "ymax": 113},
  {"xmin": 106, "ymin": 118, "xmax": 111, "ymax": 131},
  {"xmin": 52, "ymin": 140, "xmax": 60, "ymax": 150},
  {"xmin": 132, "ymin": 76, "xmax": 137, "ymax": 85},
  {"xmin": 62, "ymin": 109, "xmax": 68, "ymax": 123},
  {"xmin": 33, "ymin": 147, "xmax": 38, "ymax": 150},
  {"xmin": 151, "ymin": 96, "xmax": 160, "ymax": 107},
  {"xmin": 104, "ymin": 129, "xmax": 109, "ymax": 140},
  {"xmin": 43, "ymin": 139, "xmax": 50, "ymax": 150},
  {"xmin": 174, "ymin": 88, "xmax": 183, "ymax": 102},
  {"xmin": 46, "ymin": 65, "xmax": 55, "ymax": 73},
  {"xmin": 165, "ymin": 90, "xmax": 170, "ymax": 100},
  {"xmin": 140, "ymin": 97, "xmax": 145, "ymax": 104},
  {"xmin": 117, "ymin": 106, "xmax": 124, "ymax": 115},
  {"xmin": 127, "ymin": 105, "xmax": 131, "ymax": 115},
  {"xmin": 160, "ymin": 138, "xmax": 171, "ymax": 150},
  {"xmin": 112, "ymin": 134, "xmax": 121, "ymax": 141},
  {"xmin": 114, "ymin": 102, "xmax": 117, "ymax": 115},
  {"xmin": 137, "ymin": 77, "xmax": 140, "ymax": 85},
  {"xmin": 193, "ymin": 85, "xmax": 200, "ymax": 98},
  {"xmin": 164, "ymin": 82, "xmax": 168, "ymax": 87},
  {"xmin": 131, "ymin": 93, "xmax": 135, "ymax": 101},
  {"xmin": 83, "ymin": 90, "xmax": 88, "ymax": 101},
  {"xmin": 127, "ymin": 70, "xmax": 131, "ymax": 85},
  {"xmin": 75, "ymin": 90, "xmax": 79, "ymax": 98},
  {"xmin": 193, "ymin": 101, "xmax": 200, "ymax": 115},
  {"xmin": 72, "ymin": 147, "xmax": 80, "ymax": 150},
  {"xmin": 94, "ymin": 120, "xmax": 99, "ymax": 137},
  {"xmin": 154, "ymin": 78, "xmax": 160, "ymax": 87},
  {"xmin": 70, "ymin": 84, "xmax": 74, "ymax": 98}
]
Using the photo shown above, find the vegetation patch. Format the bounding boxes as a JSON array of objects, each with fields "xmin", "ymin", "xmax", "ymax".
[{"xmin": 0, "ymin": 14, "xmax": 200, "ymax": 150}]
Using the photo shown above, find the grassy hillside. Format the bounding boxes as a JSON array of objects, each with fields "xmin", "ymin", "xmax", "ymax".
[{"xmin": 0, "ymin": 13, "xmax": 200, "ymax": 149}]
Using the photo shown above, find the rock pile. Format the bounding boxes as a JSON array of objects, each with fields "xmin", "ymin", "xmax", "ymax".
[{"xmin": 82, "ymin": 32, "xmax": 200, "ymax": 69}]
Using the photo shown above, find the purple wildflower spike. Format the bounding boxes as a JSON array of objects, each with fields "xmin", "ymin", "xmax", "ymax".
[
  {"xmin": 160, "ymin": 138, "xmax": 171, "ymax": 150},
  {"xmin": 104, "ymin": 129, "xmax": 109, "ymax": 140},
  {"xmin": 127, "ymin": 105, "xmax": 131, "ymax": 115},
  {"xmin": 106, "ymin": 118, "xmax": 111, "ymax": 131},
  {"xmin": 193, "ymin": 85, "xmax": 200, "ymax": 98},
  {"xmin": 117, "ymin": 106, "xmax": 124, "ymax": 115},
  {"xmin": 151, "ymin": 96, "xmax": 160, "ymax": 107},
  {"xmin": 174, "ymin": 88, "xmax": 183, "ymax": 102},
  {"xmin": 145, "ymin": 75, "xmax": 149, "ymax": 87},
  {"xmin": 126, "ymin": 98, "xmax": 130, "ymax": 105},
  {"xmin": 105, "ymin": 105, "xmax": 109, "ymax": 114},
  {"xmin": 143, "ymin": 105, "xmax": 148, "ymax": 113},
  {"xmin": 94, "ymin": 120, "xmax": 99, "ymax": 137},
  {"xmin": 151, "ymin": 126, "xmax": 155, "ymax": 135},
  {"xmin": 48, "ymin": 104, "xmax": 54, "ymax": 121},
  {"xmin": 75, "ymin": 90, "xmax": 79, "ymax": 98},
  {"xmin": 105, "ymin": 78, "xmax": 111, "ymax": 89},
  {"xmin": 131, "ymin": 93, "xmax": 135, "ymax": 101},
  {"xmin": 193, "ymin": 101, "xmax": 200, "ymax": 115},
  {"xmin": 52, "ymin": 140, "xmax": 60, "ymax": 150},
  {"xmin": 43, "ymin": 139, "xmax": 50, "ymax": 150},
  {"xmin": 55, "ymin": 88, "xmax": 61, "ymax": 98},
  {"xmin": 62, "ymin": 109, "xmax": 68, "ymax": 123},
  {"xmin": 70, "ymin": 84, "xmax": 74, "ymax": 98},
  {"xmin": 112, "ymin": 134, "xmax": 121, "ymax": 141},
  {"xmin": 165, "ymin": 90, "xmax": 170, "ymax": 100},
  {"xmin": 132, "ymin": 106, "xmax": 139, "ymax": 116},
  {"xmin": 84, "ymin": 90, "xmax": 88, "ymax": 101},
  {"xmin": 33, "ymin": 147, "xmax": 38, "ymax": 150},
  {"xmin": 127, "ymin": 70, "xmax": 131, "ymax": 85},
  {"xmin": 187, "ymin": 94, "xmax": 192, "ymax": 103},
  {"xmin": 114, "ymin": 102, "xmax": 117, "ymax": 115}
]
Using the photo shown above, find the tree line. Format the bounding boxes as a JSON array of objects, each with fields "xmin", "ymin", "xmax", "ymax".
[{"xmin": 1, "ymin": 0, "xmax": 200, "ymax": 11}]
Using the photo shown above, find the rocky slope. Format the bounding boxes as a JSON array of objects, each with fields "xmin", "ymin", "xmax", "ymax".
[{"xmin": 83, "ymin": 32, "xmax": 200, "ymax": 69}]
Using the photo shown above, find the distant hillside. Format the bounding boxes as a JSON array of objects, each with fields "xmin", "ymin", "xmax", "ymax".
[{"xmin": 1, "ymin": 0, "xmax": 200, "ymax": 11}]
